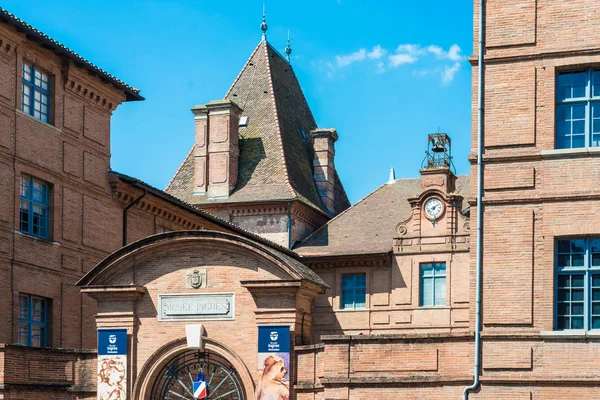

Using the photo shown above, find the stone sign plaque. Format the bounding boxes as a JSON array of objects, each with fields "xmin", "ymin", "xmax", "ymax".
[{"xmin": 158, "ymin": 293, "xmax": 235, "ymax": 321}]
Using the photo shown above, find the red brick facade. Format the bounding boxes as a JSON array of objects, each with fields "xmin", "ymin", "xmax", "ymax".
[{"xmin": 3, "ymin": 0, "xmax": 600, "ymax": 399}]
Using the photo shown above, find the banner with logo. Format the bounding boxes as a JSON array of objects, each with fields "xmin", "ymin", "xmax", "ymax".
[
  {"xmin": 97, "ymin": 328, "xmax": 127, "ymax": 400},
  {"xmin": 257, "ymin": 326, "xmax": 290, "ymax": 400}
]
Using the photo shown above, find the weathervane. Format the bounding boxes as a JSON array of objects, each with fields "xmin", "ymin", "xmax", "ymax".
[
  {"xmin": 260, "ymin": 1, "xmax": 268, "ymax": 41},
  {"xmin": 285, "ymin": 30, "xmax": 292, "ymax": 63}
]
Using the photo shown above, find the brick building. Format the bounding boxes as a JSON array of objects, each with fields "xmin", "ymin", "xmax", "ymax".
[
  {"xmin": 164, "ymin": 38, "xmax": 350, "ymax": 248},
  {"xmin": 2, "ymin": 0, "xmax": 600, "ymax": 399}
]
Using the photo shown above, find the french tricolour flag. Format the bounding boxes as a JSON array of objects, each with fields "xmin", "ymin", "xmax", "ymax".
[{"xmin": 193, "ymin": 372, "xmax": 207, "ymax": 399}]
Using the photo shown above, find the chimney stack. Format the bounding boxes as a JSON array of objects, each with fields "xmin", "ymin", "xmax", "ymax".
[
  {"xmin": 311, "ymin": 128, "xmax": 338, "ymax": 214},
  {"xmin": 191, "ymin": 100, "xmax": 242, "ymax": 198}
]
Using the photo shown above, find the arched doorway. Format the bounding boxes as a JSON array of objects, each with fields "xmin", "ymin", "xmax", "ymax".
[{"xmin": 149, "ymin": 349, "xmax": 247, "ymax": 400}]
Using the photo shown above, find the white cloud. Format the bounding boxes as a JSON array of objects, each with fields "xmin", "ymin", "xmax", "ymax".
[
  {"xmin": 427, "ymin": 45, "xmax": 444, "ymax": 58},
  {"xmin": 336, "ymin": 49, "xmax": 367, "ymax": 68},
  {"xmin": 441, "ymin": 62, "xmax": 461, "ymax": 84},
  {"xmin": 395, "ymin": 44, "xmax": 424, "ymax": 55},
  {"xmin": 387, "ymin": 44, "xmax": 424, "ymax": 67},
  {"xmin": 427, "ymin": 44, "xmax": 464, "ymax": 61},
  {"xmin": 324, "ymin": 42, "xmax": 464, "ymax": 84},
  {"xmin": 447, "ymin": 44, "xmax": 463, "ymax": 61},
  {"xmin": 367, "ymin": 45, "xmax": 386, "ymax": 60},
  {"xmin": 388, "ymin": 53, "xmax": 418, "ymax": 67}
]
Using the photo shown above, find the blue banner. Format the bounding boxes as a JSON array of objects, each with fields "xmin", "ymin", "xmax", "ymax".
[
  {"xmin": 257, "ymin": 326, "xmax": 290, "ymax": 400},
  {"xmin": 98, "ymin": 328, "xmax": 127, "ymax": 356},
  {"xmin": 258, "ymin": 326, "xmax": 290, "ymax": 353}
]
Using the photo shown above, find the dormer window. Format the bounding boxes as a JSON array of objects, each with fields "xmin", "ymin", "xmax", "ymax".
[{"xmin": 22, "ymin": 62, "xmax": 51, "ymax": 124}]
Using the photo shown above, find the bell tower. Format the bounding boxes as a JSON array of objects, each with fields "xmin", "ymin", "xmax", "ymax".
[{"xmin": 420, "ymin": 132, "xmax": 456, "ymax": 193}]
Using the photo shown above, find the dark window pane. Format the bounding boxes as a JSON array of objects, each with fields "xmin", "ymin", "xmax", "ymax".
[
  {"xmin": 19, "ymin": 201, "xmax": 30, "ymax": 233},
  {"xmin": 557, "ymin": 240, "xmax": 571, "ymax": 253},
  {"xmin": 571, "ymin": 303, "xmax": 584, "ymax": 315},
  {"xmin": 572, "ymin": 135, "xmax": 586, "ymax": 148},
  {"xmin": 571, "ymin": 240, "xmax": 585, "ymax": 253},
  {"xmin": 19, "ymin": 296, "xmax": 28, "ymax": 320},
  {"xmin": 557, "ymin": 289, "xmax": 570, "ymax": 302},
  {"xmin": 557, "ymin": 254, "xmax": 570, "ymax": 267},
  {"xmin": 571, "ymin": 316, "xmax": 584, "ymax": 329},
  {"xmin": 355, "ymin": 273, "xmax": 366, "ymax": 287},
  {"xmin": 593, "ymin": 70, "xmax": 600, "ymax": 97},
  {"xmin": 17, "ymin": 324, "xmax": 28, "ymax": 345},
  {"xmin": 572, "ymin": 72, "xmax": 587, "ymax": 98},
  {"xmin": 592, "ymin": 317, "xmax": 600, "ymax": 329},
  {"xmin": 557, "ymin": 275, "xmax": 569, "ymax": 287},
  {"xmin": 572, "ymin": 275, "xmax": 585, "ymax": 288},
  {"xmin": 557, "ymin": 303, "xmax": 568, "ymax": 315},
  {"xmin": 593, "ymin": 275, "xmax": 600, "ymax": 287},
  {"xmin": 593, "ymin": 289, "xmax": 600, "ymax": 301},
  {"xmin": 572, "ymin": 289, "xmax": 584, "ymax": 301},
  {"xmin": 592, "ymin": 303, "xmax": 600, "ymax": 315},
  {"xmin": 557, "ymin": 316, "xmax": 568, "ymax": 329}
]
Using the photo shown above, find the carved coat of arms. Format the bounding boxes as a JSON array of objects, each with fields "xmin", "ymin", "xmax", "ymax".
[{"xmin": 187, "ymin": 269, "xmax": 207, "ymax": 289}]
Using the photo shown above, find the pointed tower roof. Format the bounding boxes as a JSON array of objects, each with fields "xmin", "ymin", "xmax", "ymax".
[{"xmin": 166, "ymin": 40, "xmax": 350, "ymax": 215}]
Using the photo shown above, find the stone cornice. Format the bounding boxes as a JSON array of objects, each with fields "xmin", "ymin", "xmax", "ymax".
[
  {"xmin": 81, "ymin": 285, "xmax": 145, "ymax": 301},
  {"xmin": 466, "ymin": 193, "xmax": 600, "ymax": 207},
  {"xmin": 291, "ymin": 201, "xmax": 328, "ymax": 228},
  {"xmin": 224, "ymin": 201, "xmax": 326, "ymax": 228},
  {"xmin": 64, "ymin": 62, "xmax": 126, "ymax": 112},
  {"xmin": 240, "ymin": 279, "xmax": 302, "ymax": 295},
  {"xmin": 301, "ymin": 252, "xmax": 391, "ymax": 269},
  {"xmin": 112, "ymin": 182, "xmax": 208, "ymax": 231},
  {"xmin": 230, "ymin": 204, "xmax": 288, "ymax": 217},
  {"xmin": 468, "ymin": 46, "xmax": 600, "ymax": 66}
]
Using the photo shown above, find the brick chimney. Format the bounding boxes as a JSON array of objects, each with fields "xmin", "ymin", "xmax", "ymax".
[
  {"xmin": 191, "ymin": 100, "xmax": 242, "ymax": 198},
  {"xmin": 311, "ymin": 128, "xmax": 338, "ymax": 213}
]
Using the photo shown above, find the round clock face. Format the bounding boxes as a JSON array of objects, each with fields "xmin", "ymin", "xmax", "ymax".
[{"xmin": 424, "ymin": 198, "xmax": 444, "ymax": 220}]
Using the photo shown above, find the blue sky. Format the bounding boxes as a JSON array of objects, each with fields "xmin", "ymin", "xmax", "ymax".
[{"xmin": 5, "ymin": 0, "xmax": 473, "ymax": 204}]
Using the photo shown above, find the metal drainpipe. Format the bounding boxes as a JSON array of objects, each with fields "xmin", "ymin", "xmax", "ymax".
[
  {"xmin": 123, "ymin": 188, "xmax": 148, "ymax": 247},
  {"xmin": 463, "ymin": 0, "xmax": 484, "ymax": 398},
  {"xmin": 287, "ymin": 201, "xmax": 292, "ymax": 249}
]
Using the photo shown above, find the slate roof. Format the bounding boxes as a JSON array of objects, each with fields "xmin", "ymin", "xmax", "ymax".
[
  {"xmin": 295, "ymin": 175, "xmax": 470, "ymax": 257},
  {"xmin": 0, "ymin": 7, "xmax": 143, "ymax": 101},
  {"xmin": 111, "ymin": 170, "xmax": 300, "ymax": 257},
  {"xmin": 166, "ymin": 40, "xmax": 350, "ymax": 215}
]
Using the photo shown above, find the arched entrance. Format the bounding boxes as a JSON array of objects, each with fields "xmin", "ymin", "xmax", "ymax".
[{"xmin": 149, "ymin": 349, "xmax": 246, "ymax": 400}]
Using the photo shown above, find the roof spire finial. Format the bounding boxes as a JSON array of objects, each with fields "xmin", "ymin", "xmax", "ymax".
[
  {"xmin": 387, "ymin": 167, "xmax": 396, "ymax": 184},
  {"xmin": 285, "ymin": 30, "xmax": 292, "ymax": 63},
  {"xmin": 260, "ymin": 1, "xmax": 268, "ymax": 41}
]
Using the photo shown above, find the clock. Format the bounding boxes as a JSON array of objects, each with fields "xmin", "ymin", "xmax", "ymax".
[{"xmin": 424, "ymin": 198, "xmax": 444, "ymax": 220}]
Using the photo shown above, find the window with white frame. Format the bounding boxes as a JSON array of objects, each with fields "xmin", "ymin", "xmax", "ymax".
[
  {"xmin": 18, "ymin": 294, "xmax": 49, "ymax": 347},
  {"xmin": 19, "ymin": 175, "xmax": 50, "ymax": 239},
  {"xmin": 341, "ymin": 273, "xmax": 366, "ymax": 309},
  {"xmin": 420, "ymin": 263, "xmax": 446, "ymax": 306},
  {"xmin": 556, "ymin": 69, "xmax": 600, "ymax": 149},
  {"xmin": 22, "ymin": 62, "xmax": 51, "ymax": 123},
  {"xmin": 556, "ymin": 238, "xmax": 600, "ymax": 330}
]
